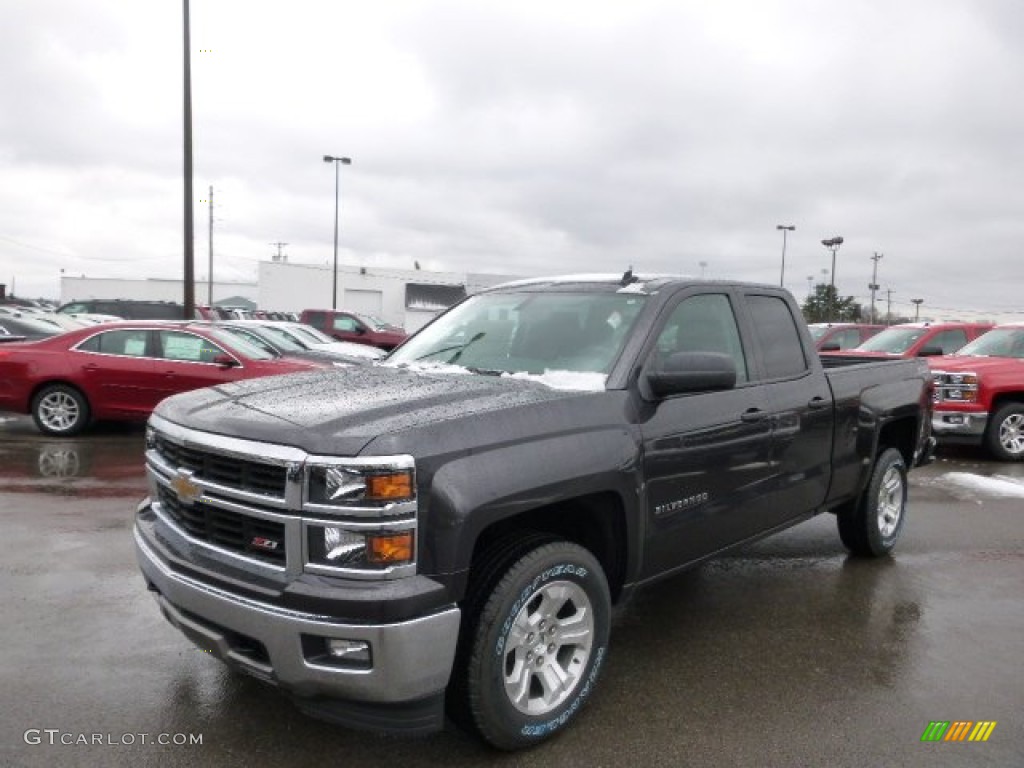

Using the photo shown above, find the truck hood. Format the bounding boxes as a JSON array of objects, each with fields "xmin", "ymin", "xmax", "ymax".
[
  {"xmin": 928, "ymin": 355, "xmax": 1022, "ymax": 374},
  {"xmin": 153, "ymin": 365, "xmax": 590, "ymax": 455}
]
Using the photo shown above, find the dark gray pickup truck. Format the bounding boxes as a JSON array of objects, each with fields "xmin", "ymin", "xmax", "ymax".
[{"xmin": 134, "ymin": 274, "xmax": 934, "ymax": 750}]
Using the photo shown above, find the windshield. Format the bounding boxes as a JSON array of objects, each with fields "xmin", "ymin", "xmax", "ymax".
[
  {"xmin": 288, "ymin": 324, "xmax": 335, "ymax": 345},
  {"xmin": 385, "ymin": 290, "xmax": 647, "ymax": 384},
  {"xmin": 356, "ymin": 313, "xmax": 390, "ymax": 330},
  {"xmin": 856, "ymin": 327, "xmax": 926, "ymax": 354},
  {"xmin": 208, "ymin": 327, "xmax": 278, "ymax": 360},
  {"xmin": 954, "ymin": 328, "xmax": 1024, "ymax": 358},
  {"xmin": 255, "ymin": 325, "xmax": 308, "ymax": 351}
]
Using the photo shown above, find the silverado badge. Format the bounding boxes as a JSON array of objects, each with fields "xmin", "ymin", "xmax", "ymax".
[{"xmin": 171, "ymin": 469, "xmax": 202, "ymax": 506}]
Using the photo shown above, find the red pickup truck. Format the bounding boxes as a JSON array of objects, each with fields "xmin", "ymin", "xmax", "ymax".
[
  {"xmin": 821, "ymin": 321, "xmax": 992, "ymax": 360},
  {"xmin": 299, "ymin": 309, "xmax": 407, "ymax": 350},
  {"xmin": 808, "ymin": 323, "xmax": 884, "ymax": 351},
  {"xmin": 929, "ymin": 323, "xmax": 1024, "ymax": 460}
]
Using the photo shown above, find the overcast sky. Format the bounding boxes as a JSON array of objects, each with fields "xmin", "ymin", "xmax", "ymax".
[{"xmin": 2, "ymin": 0, "xmax": 1022, "ymax": 319}]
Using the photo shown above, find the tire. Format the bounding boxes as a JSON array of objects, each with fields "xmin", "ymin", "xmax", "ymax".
[
  {"xmin": 31, "ymin": 384, "xmax": 91, "ymax": 436},
  {"xmin": 460, "ymin": 539, "xmax": 611, "ymax": 750},
  {"xmin": 985, "ymin": 403, "xmax": 1024, "ymax": 461},
  {"xmin": 837, "ymin": 447, "xmax": 907, "ymax": 557}
]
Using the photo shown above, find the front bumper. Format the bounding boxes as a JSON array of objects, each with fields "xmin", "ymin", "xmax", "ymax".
[
  {"xmin": 134, "ymin": 522, "xmax": 461, "ymax": 734},
  {"xmin": 932, "ymin": 409, "xmax": 988, "ymax": 443}
]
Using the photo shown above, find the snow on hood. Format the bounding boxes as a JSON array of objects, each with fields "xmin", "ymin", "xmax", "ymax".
[
  {"xmin": 501, "ymin": 370, "xmax": 608, "ymax": 391},
  {"xmin": 393, "ymin": 362, "xmax": 607, "ymax": 391}
]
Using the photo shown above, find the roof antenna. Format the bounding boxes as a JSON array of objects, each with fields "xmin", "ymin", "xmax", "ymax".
[{"xmin": 620, "ymin": 266, "xmax": 638, "ymax": 287}]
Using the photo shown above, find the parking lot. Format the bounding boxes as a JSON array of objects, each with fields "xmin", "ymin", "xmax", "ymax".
[{"xmin": 0, "ymin": 414, "xmax": 1021, "ymax": 767}]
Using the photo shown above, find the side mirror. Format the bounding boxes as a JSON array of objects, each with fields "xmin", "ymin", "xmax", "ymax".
[
  {"xmin": 212, "ymin": 354, "xmax": 240, "ymax": 368},
  {"xmin": 918, "ymin": 345, "xmax": 944, "ymax": 357},
  {"xmin": 646, "ymin": 352, "xmax": 737, "ymax": 398}
]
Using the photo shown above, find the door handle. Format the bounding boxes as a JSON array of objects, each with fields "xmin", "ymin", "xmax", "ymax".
[
  {"xmin": 807, "ymin": 397, "xmax": 830, "ymax": 410},
  {"xmin": 740, "ymin": 408, "xmax": 767, "ymax": 423}
]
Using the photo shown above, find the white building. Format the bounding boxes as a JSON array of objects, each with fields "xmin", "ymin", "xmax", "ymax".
[
  {"xmin": 58, "ymin": 262, "xmax": 522, "ymax": 332},
  {"xmin": 258, "ymin": 261, "xmax": 520, "ymax": 331}
]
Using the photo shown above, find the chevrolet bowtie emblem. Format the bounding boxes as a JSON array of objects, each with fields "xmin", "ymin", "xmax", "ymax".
[{"xmin": 171, "ymin": 469, "xmax": 202, "ymax": 506}]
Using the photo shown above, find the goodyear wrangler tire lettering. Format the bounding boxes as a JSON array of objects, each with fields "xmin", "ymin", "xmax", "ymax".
[{"xmin": 465, "ymin": 542, "xmax": 611, "ymax": 750}]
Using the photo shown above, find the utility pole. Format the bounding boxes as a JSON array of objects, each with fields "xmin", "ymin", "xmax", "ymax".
[
  {"xmin": 207, "ymin": 185, "xmax": 213, "ymax": 306},
  {"xmin": 886, "ymin": 288, "xmax": 893, "ymax": 325},
  {"xmin": 182, "ymin": 0, "xmax": 195, "ymax": 318},
  {"xmin": 869, "ymin": 252, "xmax": 882, "ymax": 324},
  {"xmin": 271, "ymin": 242, "xmax": 288, "ymax": 262},
  {"xmin": 777, "ymin": 224, "xmax": 795, "ymax": 287}
]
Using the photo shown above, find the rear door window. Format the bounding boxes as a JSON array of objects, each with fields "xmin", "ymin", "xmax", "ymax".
[
  {"xmin": 745, "ymin": 295, "xmax": 809, "ymax": 379},
  {"xmin": 157, "ymin": 331, "xmax": 227, "ymax": 363}
]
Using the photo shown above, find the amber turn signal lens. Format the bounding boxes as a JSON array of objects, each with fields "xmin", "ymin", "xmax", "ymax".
[
  {"xmin": 367, "ymin": 532, "xmax": 414, "ymax": 564},
  {"xmin": 365, "ymin": 472, "xmax": 413, "ymax": 501}
]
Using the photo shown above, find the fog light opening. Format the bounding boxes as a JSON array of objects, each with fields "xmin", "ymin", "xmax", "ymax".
[{"xmin": 327, "ymin": 638, "xmax": 372, "ymax": 665}]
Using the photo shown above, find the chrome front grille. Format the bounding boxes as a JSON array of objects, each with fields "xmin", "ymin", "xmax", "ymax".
[
  {"xmin": 144, "ymin": 413, "xmax": 418, "ymax": 580},
  {"xmin": 153, "ymin": 434, "xmax": 288, "ymax": 498},
  {"xmin": 157, "ymin": 485, "xmax": 286, "ymax": 565}
]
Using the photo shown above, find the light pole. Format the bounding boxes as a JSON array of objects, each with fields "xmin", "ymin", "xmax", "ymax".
[
  {"xmin": 323, "ymin": 155, "xmax": 352, "ymax": 310},
  {"xmin": 821, "ymin": 236, "xmax": 844, "ymax": 321},
  {"xmin": 699, "ymin": 261, "xmax": 708, "ymax": 278},
  {"xmin": 912, "ymin": 298, "xmax": 923, "ymax": 321},
  {"xmin": 776, "ymin": 225, "xmax": 795, "ymax": 287}
]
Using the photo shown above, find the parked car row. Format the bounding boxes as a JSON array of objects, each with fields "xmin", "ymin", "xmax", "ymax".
[
  {"xmin": 0, "ymin": 321, "xmax": 350, "ymax": 436},
  {"xmin": 5, "ymin": 304, "xmax": 1024, "ymax": 463}
]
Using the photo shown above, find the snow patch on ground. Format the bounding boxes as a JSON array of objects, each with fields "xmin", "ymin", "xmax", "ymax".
[{"xmin": 936, "ymin": 472, "xmax": 1024, "ymax": 500}]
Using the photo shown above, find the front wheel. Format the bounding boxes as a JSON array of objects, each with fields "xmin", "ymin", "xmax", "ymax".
[
  {"xmin": 31, "ymin": 384, "xmax": 91, "ymax": 436},
  {"xmin": 463, "ymin": 540, "xmax": 611, "ymax": 750},
  {"xmin": 985, "ymin": 403, "xmax": 1024, "ymax": 461},
  {"xmin": 837, "ymin": 447, "xmax": 907, "ymax": 557}
]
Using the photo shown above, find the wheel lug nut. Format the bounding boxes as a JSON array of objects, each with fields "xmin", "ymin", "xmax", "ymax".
[
  {"xmin": 535, "ymin": 657, "xmax": 544, "ymax": 667},
  {"xmin": 526, "ymin": 651, "xmax": 533, "ymax": 661},
  {"xmin": 547, "ymin": 643, "xmax": 555, "ymax": 653},
  {"xmin": 527, "ymin": 633, "xmax": 534, "ymax": 643}
]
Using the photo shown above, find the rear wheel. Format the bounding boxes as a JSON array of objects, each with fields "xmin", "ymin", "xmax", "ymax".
[
  {"xmin": 457, "ymin": 538, "xmax": 611, "ymax": 750},
  {"xmin": 31, "ymin": 384, "xmax": 91, "ymax": 436},
  {"xmin": 985, "ymin": 403, "xmax": 1024, "ymax": 461},
  {"xmin": 837, "ymin": 447, "xmax": 907, "ymax": 557}
]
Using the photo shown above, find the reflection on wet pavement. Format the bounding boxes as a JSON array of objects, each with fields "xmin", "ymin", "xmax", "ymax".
[{"xmin": 0, "ymin": 422, "xmax": 146, "ymax": 497}]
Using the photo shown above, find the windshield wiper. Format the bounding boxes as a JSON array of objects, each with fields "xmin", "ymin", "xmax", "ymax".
[{"xmin": 413, "ymin": 331, "xmax": 485, "ymax": 363}]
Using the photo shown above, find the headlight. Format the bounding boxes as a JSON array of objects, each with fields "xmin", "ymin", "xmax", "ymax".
[
  {"xmin": 949, "ymin": 373, "xmax": 978, "ymax": 385},
  {"xmin": 302, "ymin": 455, "xmax": 417, "ymax": 577},
  {"xmin": 305, "ymin": 524, "xmax": 415, "ymax": 574},
  {"xmin": 305, "ymin": 456, "xmax": 415, "ymax": 511}
]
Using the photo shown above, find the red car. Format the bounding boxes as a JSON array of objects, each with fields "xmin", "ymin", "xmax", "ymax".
[
  {"xmin": 0, "ymin": 321, "xmax": 327, "ymax": 435},
  {"xmin": 299, "ymin": 309, "xmax": 407, "ymax": 350},
  {"xmin": 929, "ymin": 324, "xmax": 1024, "ymax": 460}
]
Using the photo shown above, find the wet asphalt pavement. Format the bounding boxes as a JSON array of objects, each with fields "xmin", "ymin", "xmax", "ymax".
[{"xmin": 0, "ymin": 414, "xmax": 1021, "ymax": 768}]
